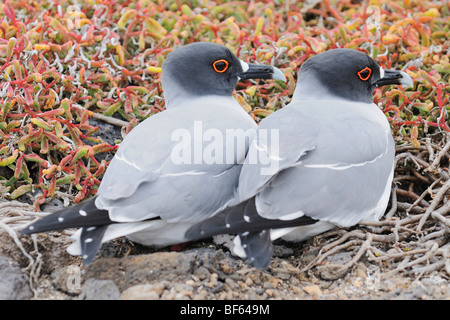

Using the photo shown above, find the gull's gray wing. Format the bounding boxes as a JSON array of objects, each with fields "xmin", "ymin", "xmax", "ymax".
[
  {"xmin": 185, "ymin": 100, "xmax": 394, "ymax": 268},
  {"xmin": 96, "ymin": 99, "xmax": 257, "ymax": 223},
  {"xmin": 237, "ymin": 105, "xmax": 318, "ymax": 201},
  {"xmin": 238, "ymin": 100, "xmax": 394, "ymax": 226}
]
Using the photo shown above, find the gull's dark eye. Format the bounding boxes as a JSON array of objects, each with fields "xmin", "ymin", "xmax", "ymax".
[
  {"xmin": 357, "ymin": 67, "xmax": 372, "ymax": 81},
  {"xmin": 213, "ymin": 59, "xmax": 229, "ymax": 73}
]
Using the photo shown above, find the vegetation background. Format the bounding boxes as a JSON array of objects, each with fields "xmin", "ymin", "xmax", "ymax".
[{"xmin": 0, "ymin": 0, "xmax": 448, "ymax": 299}]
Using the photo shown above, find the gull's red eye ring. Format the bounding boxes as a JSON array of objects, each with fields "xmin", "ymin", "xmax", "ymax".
[
  {"xmin": 213, "ymin": 59, "xmax": 229, "ymax": 73},
  {"xmin": 357, "ymin": 67, "xmax": 372, "ymax": 81}
]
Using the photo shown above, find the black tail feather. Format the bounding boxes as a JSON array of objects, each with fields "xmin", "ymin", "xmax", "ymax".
[
  {"xmin": 184, "ymin": 202, "xmax": 247, "ymax": 241},
  {"xmin": 185, "ymin": 197, "xmax": 318, "ymax": 241},
  {"xmin": 20, "ymin": 197, "xmax": 114, "ymax": 235},
  {"xmin": 240, "ymin": 230, "xmax": 273, "ymax": 269},
  {"xmin": 185, "ymin": 197, "xmax": 318, "ymax": 269},
  {"xmin": 80, "ymin": 225, "xmax": 109, "ymax": 264}
]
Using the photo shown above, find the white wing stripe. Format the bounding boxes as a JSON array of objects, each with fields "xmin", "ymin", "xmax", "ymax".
[
  {"xmin": 160, "ymin": 170, "xmax": 207, "ymax": 177},
  {"xmin": 115, "ymin": 153, "xmax": 144, "ymax": 171},
  {"xmin": 302, "ymin": 148, "xmax": 387, "ymax": 171}
]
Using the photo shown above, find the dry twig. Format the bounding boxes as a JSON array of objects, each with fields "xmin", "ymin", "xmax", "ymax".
[{"xmin": 301, "ymin": 134, "xmax": 450, "ymax": 279}]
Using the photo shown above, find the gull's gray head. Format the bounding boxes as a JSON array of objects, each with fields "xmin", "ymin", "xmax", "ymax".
[
  {"xmin": 294, "ymin": 48, "xmax": 413, "ymax": 104},
  {"xmin": 161, "ymin": 42, "xmax": 286, "ymax": 107}
]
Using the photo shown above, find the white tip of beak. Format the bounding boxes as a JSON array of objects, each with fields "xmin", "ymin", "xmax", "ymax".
[
  {"xmin": 239, "ymin": 60, "xmax": 249, "ymax": 73},
  {"xmin": 272, "ymin": 66, "xmax": 287, "ymax": 82},
  {"xmin": 399, "ymin": 71, "xmax": 414, "ymax": 88},
  {"xmin": 379, "ymin": 67, "xmax": 385, "ymax": 79}
]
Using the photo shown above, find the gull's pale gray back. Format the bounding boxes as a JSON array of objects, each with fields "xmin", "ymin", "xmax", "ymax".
[{"xmin": 97, "ymin": 101, "xmax": 257, "ymax": 223}]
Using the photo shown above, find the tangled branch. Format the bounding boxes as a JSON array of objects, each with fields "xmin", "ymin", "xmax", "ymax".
[{"xmin": 301, "ymin": 133, "xmax": 450, "ymax": 280}]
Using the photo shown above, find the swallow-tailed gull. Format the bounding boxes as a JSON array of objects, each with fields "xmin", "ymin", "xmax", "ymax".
[
  {"xmin": 186, "ymin": 48, "xmax": 414, "ymax": 268},
  {"xmin": 21, "ymin": 42, "xmax": 286, "ymax": 264}
]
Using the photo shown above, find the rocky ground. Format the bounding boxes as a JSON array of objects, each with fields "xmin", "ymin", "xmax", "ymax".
[{"xmin": 0, "ymin": 200, "xmax": 448, "ymax": 301}]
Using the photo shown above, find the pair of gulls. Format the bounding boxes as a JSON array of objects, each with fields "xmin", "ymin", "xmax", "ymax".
[{"xmin": 22, "ymin": 42, "xmax": 413, "ymax": 268}]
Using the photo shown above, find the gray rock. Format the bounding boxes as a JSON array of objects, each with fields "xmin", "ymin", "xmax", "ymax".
[
  {"xmin": 88, "ymin": 118, "xmax": 122, "ymax": 146},
  {"xmin": 86, "ymin": 118, "xmax": 122, "ymax": 163},
  {"xmin": 84, "ymin": 251, "xmax": 196, "ymax": 292},
  {"xmin": 121, "ymin": 282, "xmax": 168, "ymax": 300},
  {"xmin": 273, "ymin": 244, "xmax": 294, "ymax": 258},
  {"xmin": 41, "ymin": 198, "xmax": 65, "ymax": 213},
  {"xmin": 77, "ymin": 278, "xmax": 120, "ymax": 300},
  {"xmin": 325, "ymin": 251, "xmax": 353, "ymax": 264},
  {"xmin": 0, "ymin": 256, "xmax": 33, "ymax": 300},
  {"xmin": 51, "ymin": 265, "xmax": 83, "ymax": 295},
  {"xmin": 213, "ymin": 234, "xmax": 235, "ymax": 252}
]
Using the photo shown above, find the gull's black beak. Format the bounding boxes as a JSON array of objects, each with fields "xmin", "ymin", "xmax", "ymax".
[
  {"xmin": 374, "ymin": 69, "xmax": 414, "ymax": 88},
  {"xmin": 237, "ymin": 60, "xmax": 286, "ymax": 81}
]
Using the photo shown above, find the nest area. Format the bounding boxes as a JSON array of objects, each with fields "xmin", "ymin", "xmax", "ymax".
[
  {"xmin": 1, "ymin": 133, "xmax": 449, "ymax": 295},
  {"xmin": 295, "ymin": 132, "xmax": 450, "ymax": 280}
]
